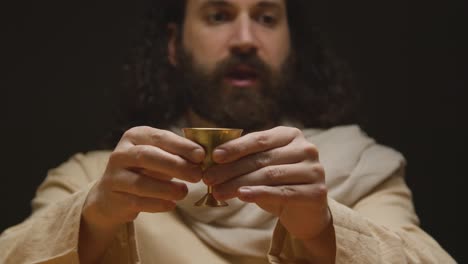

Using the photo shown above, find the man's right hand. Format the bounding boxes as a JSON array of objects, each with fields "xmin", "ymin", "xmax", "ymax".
[{"xmin": 82, "ymin": 126, "xmax": 205, "ymax": 231}]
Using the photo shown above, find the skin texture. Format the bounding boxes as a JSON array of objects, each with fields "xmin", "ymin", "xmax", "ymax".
[
  {"xmin": 206, "ymin": 126, "xmax": 330, "ymax": 241},
  {"xmin": 79, "ymin": 126, "xmax": 206, "ymax": 263},
  {"xmin": 79, "ymin": 1, "xmax": 335, "ymax": 263},
  {"xmin": 179, "ymin": 0, "xmax": 291, "ymax": 75}
]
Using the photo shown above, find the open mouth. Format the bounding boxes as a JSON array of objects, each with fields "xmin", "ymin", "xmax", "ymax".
[{"xmin": 224, "ymin": 65, "xmax": 259, "ymax": 87}]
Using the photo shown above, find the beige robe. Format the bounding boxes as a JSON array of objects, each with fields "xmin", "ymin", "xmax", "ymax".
[{"xmin": 0, "ymin": 125, "xmax": 456, "ymax": 264}]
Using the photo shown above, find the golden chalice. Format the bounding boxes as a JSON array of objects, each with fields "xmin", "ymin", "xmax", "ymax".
[{"xmin": 183, "ymin": 128, "xmax": 243, "ymax": 207}]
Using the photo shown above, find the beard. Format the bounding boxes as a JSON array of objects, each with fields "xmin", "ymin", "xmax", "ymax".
[{"xmin": 175, "ymin": 46, "xmax": 295, "ymax": 132}]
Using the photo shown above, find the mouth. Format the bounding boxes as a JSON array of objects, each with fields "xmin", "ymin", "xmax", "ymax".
[{"xmin": 224, "ymin": 65, "xmax": 259, "ymax": 87}]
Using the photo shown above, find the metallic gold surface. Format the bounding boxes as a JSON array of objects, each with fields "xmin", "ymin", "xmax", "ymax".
[{"xmin": 183, "ymin": 128, "xmax": 243, "ymax": 207}]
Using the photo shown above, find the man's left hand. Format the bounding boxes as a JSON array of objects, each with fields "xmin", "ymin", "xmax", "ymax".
[{"xmin": 204, "ymin": 126, "xmax": 331, "ymax": 241}]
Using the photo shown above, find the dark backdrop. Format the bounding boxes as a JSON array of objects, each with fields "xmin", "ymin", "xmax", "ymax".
[{"xmin": 2, "ymin": 1, "xmax": 466, "ymax": 262}]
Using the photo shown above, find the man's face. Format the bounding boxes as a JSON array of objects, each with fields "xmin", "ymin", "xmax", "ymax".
[{"xmin": 170, "ymin": 0, "xmax": 293, "ymax": 130}]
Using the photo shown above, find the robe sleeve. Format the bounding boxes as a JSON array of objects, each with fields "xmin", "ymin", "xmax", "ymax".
[
  {"xmin": 0, "ymin": 151, "xmax": 140, "ymax": 264},
  {"xmin": 268, "ymin": 170, "xmax": 456, "ymax": 263}
]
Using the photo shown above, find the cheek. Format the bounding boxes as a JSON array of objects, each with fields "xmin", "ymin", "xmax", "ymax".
[
  {"xmin": 257, "ymin": 29, "xmax": 291, "ymax": 71},
  {"xmin": 182, "ymin": 27, "xmax": 230, "ymax": 72},
  {"xmin": 271, "ymin": 38, "xmax": 291, "ymax": 70}
]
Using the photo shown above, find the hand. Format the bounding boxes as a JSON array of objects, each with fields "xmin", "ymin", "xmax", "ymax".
[
  {"xmin": 83, "ymin": 126, "xmax": 205, "ymax": 230},
  {"xmin": 204, "ymin": 126, "xmax": 331, "ymax": 241}
]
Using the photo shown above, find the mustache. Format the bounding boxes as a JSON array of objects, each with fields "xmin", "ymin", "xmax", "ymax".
[{"xmin": 212, "ymin": 53, "xmax": 272, "ymax": 81}]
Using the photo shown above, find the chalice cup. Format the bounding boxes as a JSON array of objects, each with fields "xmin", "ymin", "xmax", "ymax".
[{"xmin": 182, "ymin": 128, "xmax": 243, "ymax": 207}]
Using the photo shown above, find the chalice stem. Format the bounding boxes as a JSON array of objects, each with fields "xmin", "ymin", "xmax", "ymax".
[
  {"xmin": 194, "ymin": 184, "xmax": 228, "ymax": 207},
  {"xmin": 182, "ymin": 127, "xmax": 242, "ymax": 207}
]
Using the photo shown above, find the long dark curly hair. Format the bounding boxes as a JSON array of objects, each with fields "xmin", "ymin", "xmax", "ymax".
[{"xmin": 104, "ymin": 0, "xmax": 359, "ymax": 148}]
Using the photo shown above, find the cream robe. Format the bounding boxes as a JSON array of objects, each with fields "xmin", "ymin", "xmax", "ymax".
[{"xmin": 0, "ymin": 126, "xmax": 456, "ymax": 263}]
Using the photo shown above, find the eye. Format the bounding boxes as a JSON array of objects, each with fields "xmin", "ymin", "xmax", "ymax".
[
  {"xmin": 257, "ymin": 14, "xmax": 277, "ymax": 26},
  {"xmin": 206, "ymin": 11, "xmax": 230, "ymax": 24}
]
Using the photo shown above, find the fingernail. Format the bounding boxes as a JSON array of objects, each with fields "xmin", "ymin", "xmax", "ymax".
[
  {"xmin": 213, "ymin": 187, "xmax": 228, "ymax": 200},
  {"xmin": 192, "ymin": 148, "xmax": 204, "ymax": 163},
  {"xmin": 189, "ymin": 169, "xmax": 203, "ymax": 183},
  {"xmin": 238, "ymin": 187, "xmax": 254, "ymax": 201},
  {"xmin": 213, "ymin": 149, "xmax": 226, "ymax": 162},
  {"xmin": 192, "ymin": 174, "xmax": 202, "ymax": 183}
]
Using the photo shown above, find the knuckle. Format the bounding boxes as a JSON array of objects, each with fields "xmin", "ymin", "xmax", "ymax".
[
  {"xmin": 139, "ymin": 125, "xmax": 155, "ymax": 133},
  {"xmin": 312, "ymin": 164, "xmax": 326, "ymax": 181},
  {"xmin": 315, "ymin": 184, "xmax": 328, "ymax": 200},
  {"xmin": 253, "ymin": 153, "xmax": 271, "ymax": 169},
  {"xmin": 253, "ymin": 133, "xmax": 270, "ymax": 149},
  {"xmin": 292, "ymin": 127, "xmax": 302, "ymax": 136},
  {"xmin": 283, "ymin": 126, "xmax": 302, "ymax": 137},
  {"xmin": 149, "ymin": 129, "xmax": 166, "ymax": 145},
  {"xmin": 124, "ymin": 126, "xmax": 154, "ymax": 139},
  {"xmin": 276, "ymin": 126, "xmax": 302, "ymax": 140},
  {"xmin": 108, "ymin": 168, "xmax": 129, "ymax": 185},
  {"xmin": 128, "ymin": 174, "xmax": 144, "ymax": 193},
  {"xmin": 133, "ymin": 145, "xmax": 152, "ymax": 165},
  {"xmin": 108, "ymin": 151, "xmax": 124, "ymax": 166},
  {"xmin": 123, "ymin": 126, "xmax": 140, "ymax": 139},
  {"xmin": 264, "ymin": 167, "xmax": 284, "ymax": 183},
  {"xmin": 279, "ymin": 186, "xmax": 297, "ymax": 203},
  {"xmin": 275, "ymin": 125, "xmax": 289, "ymax": 131},
  {"xmin": 302, "ymin": 144, "xmax": 319, "ymax": 160}
]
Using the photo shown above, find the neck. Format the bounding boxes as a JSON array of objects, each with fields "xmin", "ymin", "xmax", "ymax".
[
  {"xmin": 186, "ymin": 108, "xmax": 218, "ymax": 128},
  {"xmin": 185, "ymin": 108, "xmax": 284, "ymax": 132}
]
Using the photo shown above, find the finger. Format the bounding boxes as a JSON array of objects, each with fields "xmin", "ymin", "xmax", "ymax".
[
  {"xmin": 109, "ymin": 145, "xmax": 203, "ymax": 183},
  {"xmin": 117, "ymin": 192, "xmax": 177, "ymax": 214},
  {"xmin": 133, "ymin": 168, "xmax": 174, "ymax": 181},
  {"xmin": 213, "ymin": 163, "xmax": 325, "ymax": 200},
  {"xmin": 205, "ymin": 141, "xmax": 319, "ymax": 185},
  {"xmin": 117, "ymin": 126, "xmax": 205, "ymax": 163},
  {"xmin": 212, "ymin": 126, "xmax": 301, "ymax": 163},
  {"xmin": 111, "ymin": 169, "xmax": 189, "ymax": 201},
  {"xmin": 237, "ymin": 184, "xmax": 328, "ymax": 206}
]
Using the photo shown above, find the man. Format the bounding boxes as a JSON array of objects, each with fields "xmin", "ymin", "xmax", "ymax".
[{"xmin": 0, "ymin": 1, "xmax": 455, "ymax": 263}]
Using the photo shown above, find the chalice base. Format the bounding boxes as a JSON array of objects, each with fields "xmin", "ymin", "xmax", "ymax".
[{"xmin": 194, "ymin": 193, "xmax": 229, "ymax": 207}]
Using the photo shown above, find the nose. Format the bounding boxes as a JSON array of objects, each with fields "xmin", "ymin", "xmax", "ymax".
[{"xmin": 229, "ymin": 14, "xmax": 258, "ymax": 56}]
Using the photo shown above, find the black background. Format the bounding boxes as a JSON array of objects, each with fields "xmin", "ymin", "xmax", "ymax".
[{"xmin": 1, "ymin": 1, "xmax": 466, "ymax": 262}]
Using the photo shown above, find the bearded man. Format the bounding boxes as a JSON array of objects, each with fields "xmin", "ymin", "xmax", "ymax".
[{"xmin": 0, "ymin": 1, "xmax": 455, "ymax": 263}]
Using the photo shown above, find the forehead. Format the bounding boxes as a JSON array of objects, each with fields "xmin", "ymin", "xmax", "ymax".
[{"xmin": 187, "ymin": 0, "xmax": 286, "ymax": 8}]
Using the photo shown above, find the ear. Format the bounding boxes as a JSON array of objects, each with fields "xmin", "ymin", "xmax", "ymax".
[{"xmin": 167, "ymin": 23, "xmax": 179, "ymax": 66}]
